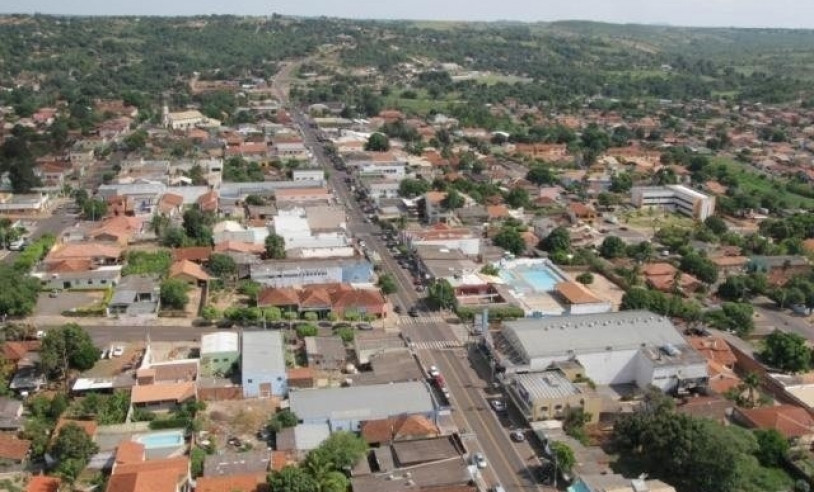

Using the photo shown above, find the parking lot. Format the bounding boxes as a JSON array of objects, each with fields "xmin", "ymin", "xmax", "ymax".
[{"xmin": 35, "ymin": 291, "xmax": 103, "ymax": 316}]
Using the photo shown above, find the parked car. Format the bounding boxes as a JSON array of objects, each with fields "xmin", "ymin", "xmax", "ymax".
[
  {"xmin": 490, "ymin": 399, "xmax": 506, "ymax": 413},
  {"xmin": 408, "ymin": 307, "xmax": 419, "ymax": 317},
  {"xmin": 393, "ymin": 305, "xmax": 402, "ymax": 314},
  {"xmin": 428, "ymin": 365, "xmax": 440, "ymax": 378},
  {"xmin": 472, "ymin": 452, "xmax": 487, "ymax": 469},
  {"xmin": 510, "ymin": 430, "xmax": 525, "ymax": 442},
  {"xmin": 48, "ymin": 289, "xmax": 59, "ymax": 298},
  {"xmin": 111, "ymin": 346, "xmax": 124, "ymax": 357}
]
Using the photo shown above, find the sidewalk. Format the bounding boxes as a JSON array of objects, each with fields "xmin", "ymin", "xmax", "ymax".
[{"xmin": 27, "ymin": 315, "xmax": 194, "ymax": 327}]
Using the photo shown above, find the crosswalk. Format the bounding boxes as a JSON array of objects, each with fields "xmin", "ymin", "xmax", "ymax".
[
  {"xmin": 410, "ymin": 339, "xmax": 465, "ymax": 351},
  {"xmin": 398, "ymin": 314, "xmax": 447, "ymax": 325}
]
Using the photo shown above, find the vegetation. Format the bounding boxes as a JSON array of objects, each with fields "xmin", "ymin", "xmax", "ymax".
[
  {"xmin": 70, "ymin": 391, "xmax": 130, "ymax": 425},
  {"xmin": 761, "ymin": 330, "xmax": 811, "ymax": 373},
  {"xmin": 575, "ymin": 272, "xmax": 594, "ymax": 285},
  {"xmin": 265, "ymin": 233, "xmax": 286, "ymax": 259},
  {"xmin": 267, "ymin": 431, "xmax": 366, "ymax": 492},
  {"xmin": 704, "ymin": 302, "xmax": 755, "ymax": 337},
  {"xmin": 50, "ymin": 423, "xmax": 99, "ymax": 483},
  {"xmin": 426, "ymin": 280, "xmax": 456, "ymax": 310},
  {"xmin": 160, "ymin": 279, "xmax": 191, "ymax": 311},
  {"xmin": 0, "ymin": 264, "xmax": 43, "ymax": 317},
  {"xmin": 376, "ymin": 274, "xmax": 398, "ymax": 295},
  {"xmin": 122, "ymin": 250, "xmax": 172, "ymax": 277},
  {"xmin": 40, "ymin": 323, "xmax": 100, "ymax": 380}
]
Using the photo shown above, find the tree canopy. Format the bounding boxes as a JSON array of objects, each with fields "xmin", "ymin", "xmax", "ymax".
[{"xmin": 40, "ymin": 323, "xmax": 100, "ymax": 380}]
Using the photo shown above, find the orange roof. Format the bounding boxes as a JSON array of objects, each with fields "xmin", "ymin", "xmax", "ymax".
[
  {"xmin": 270, "ymin": 451, "xmax": 297, "ymax": 472},
  {"xmin": 258, "ymin": 287, "xmax": 300, "ymax": 307},
  {"xmin": 567, "ymin": 202, "xmax": 596, "ymax": 218},
  {"xmin": 26, "ymin": 476, "xmax": 61, "ymax": 492},
  {"xmin": 195, "ymin": 473, "xmax": 269, "ymax": 492},
  {"xmin": 158, "ymin": 193, "xmax": 184, "ymax": 208},
  {"xmin": 115, "ymin": 441, "xmax": 146, "ymax": 465},
  {"xmin": 424, "ymin": 191, "xmax": 447, "ymax": 204},
  {"xmin": 108, "ymin": 456, "xmax": 189, "ymax": 492},
  {"xmin": 287, "ymin": 367, "xmax": 314, "ymax": 380},
  {"xmin": 361, "ymin": 415, "xmax": 440, "ymax": 444},
  {"xmin": 47, "ymin": 258, "xmax": 94, "ymax": 273},
  {"xmin": 1, "ymin": 341, "xmax": 40, "ymax": 362},
  {"xmin": 0, "ymin": 434, "xmax": 31, "ymax": 460},
  {"xmin": 486, "ymin": 204, "xmax": 509, "ymax": 218},
  {"xmin": 214, "ymin": 241, "xmax": 265, "ymax": 254},
  {"xmin": 687, "ymin": 336, "xmax": 737, "ymax": 367},
  {"xmin": 642, "ymin": 263, "xmax": 677, "ymax": 276},
  {"xmin": 172, "ymin": 246, "xmax": 213, "ymax": 263},
  {"xmin": 707, "ymin": 360, "xmax": 741, "ymax": 394},
  {"xmin": 197, "ymin": 190, "xmax": 219, "ymax": 212},
  {"xmin": 131, "ymin": 382, "xmax": 196, "ymax": 405},
  {"xmin": 709, "ymin": 256, "xmax": 748, "ymax": 268},
  {"xmin": 169, "ymin": 259, "xmax": 211, "ymax": 282},
  {"xmin": 47, "ymin": 242, "xmax": 123, "ymax": 262},
  {"xmin": 555, "ymin": 282, "xmax": 603, "ymax": 305},
  {"xmin": 54, "ymin": 418, "xmax": 97, "ymax": 439},
  {"xmin": 804, "ymin": 239, "xmax": 814, "ymax": 253},
  {"xmin": 737, "ymin": 405, "xmax": 814, "ymax": 439}
]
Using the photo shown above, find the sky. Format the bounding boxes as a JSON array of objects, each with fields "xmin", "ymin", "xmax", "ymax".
[{"xmin": 0, "ymin": 0, "xmax": 813, "ymax": 29}]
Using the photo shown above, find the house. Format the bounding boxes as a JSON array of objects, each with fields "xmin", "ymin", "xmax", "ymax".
[
  {"xmin": 131, "ymin": 382, "xmax": 197, "ymax": 412},
  {"xmin": 197, "ymin": 190, "xmax": 219, "ymax": 214},
  {"xmin": 733, "ymin": 405, "xmax": 814, "ymax": 445},
  {"xmin": 505, "ymin": 370, "xmax": 602, "ymax": 424},
  {"xmin": 164, "ymin": 108, "xmax": 218, "ymax": 131},
  {"xmin": 686, "ymin": 336, "xmax": 737, "ymax": 369},
  {"xmin": 0, "ymin": 193, "xmax": 50, "ymax": 214},
  {"xmin": 554, "ymin": 281, "xmax": 612, "ymax": 315},
  {"xmin": 53, "ymin": 418, "xmax": 98, "ymax": 442},
  {"xmin": 2, "ymin": 341, "xmax": 41, "ymax": 370},
  {"xmin": 274, "ymin": 187, "xmax": 333, "ymax": 205},
  {"xmin": 248, "ymin": 257, "xmax": 373, "ymax": 288},
  {"xmin": 288, "ymin": 381, "xmax": 436, "ymax": 432},
  {"xmin": 171, "ymin": 247, "xmax": 213, "ymax": 264},
  {"xmin": 26, "ymin": 476, "xmax": 61, "ymax": 492},
  {"xmin": 157, "ymin": 193, "xmax": 185, "ymax": 218},
  {"xmin": 287, "ymin": 367, "xmax": 315, "ymax": 389},
  {"xmin": 494, "ymin": 311, "xmax": 709, "ymax": 393},
  {"xmin": 748, "ymin": 255, "xmax": 811, "ymax": 286},
  {"xmin": 0, "ymin": 434, "xmax": 31, "ymax": 469},
  {"xmin": 45, "ymin": 242, "xmax": 123, "ymax": 268},
  {"xmin": 305, "ymin": 336, "xmax": 347, "ymax": 371},
  {"xmin": 168, "ymin": 259, "xmax": 211, "ymax": 285},
  {"xmin": 91, "ymin": 216, "xmax": 143, "ymax": 244},
  {"xmin": 642, "ymin": 262, "xmax": 702, "ymax": 295},
  {"xmin": 195, "ymin": 474, "xmax": 268, "ymax": 492},
  {"xmin": 108, "ymin": 275, "xmax": 161, "ymax": 316},
  {"xmin": 241, "ymin": 331, "xmax": 287, "ymax": 398},
  {"xmin": 275, "ymin": 423, "xmax": 331, "ymax": 454},
  {"xmin": 422, "ymin": 191, "xmax": 450, "ymax": 224},
  {"xmin": 566, "ymin": 202, "xmax": 598, "ymax": 224},
  {"xmin": 200, "ymin": 332, "xmax": 240, "ymax": 377},
  {"xmin": 0, "ymin": 397, "xmax": 24, "ymax": 431},
  {"xmin": 257, "ymin": 284, "xmax": 387, "ymax": 319},
  {"xmin": 106, "ymin": 442, "xmax": 191, "ymax": 492},
  {"xmin": 709, "ymin": 255, "xmax": 749, "ymax": 278},
  {"xmin": 360, "ymin": 415, "xmax": 440, "ymax": 445},
  {"xmin": 569, "ymin": 473, "xmax": 676, "ymax": 492}
]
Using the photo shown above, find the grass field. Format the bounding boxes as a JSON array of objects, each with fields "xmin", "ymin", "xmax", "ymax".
[
  {"xmin": 620, "ymin": 209, "xmax": 697, "ymax": 232},
  {"xmin": 712, "ymin": 157, "xmax": 814, "ymax": 208}
]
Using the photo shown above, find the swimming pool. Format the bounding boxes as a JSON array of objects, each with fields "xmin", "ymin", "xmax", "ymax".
[
  {"xmin": 135, "ymin": 430, "xmax": 185, "ymax": 450},
  {"xmin": 499, "ymin": 260, "xmax": 566, "ymax": 293}
]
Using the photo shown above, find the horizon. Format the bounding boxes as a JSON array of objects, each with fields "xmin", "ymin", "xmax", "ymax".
[{"xmin": 1, "ymin": 0, "xmax": 813, "ymax": 30}]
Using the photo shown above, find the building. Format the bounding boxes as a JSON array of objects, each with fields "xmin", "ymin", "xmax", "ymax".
[
  {"xmin": 130, "ymin": 382, "xmax": 197, "ymax": 412},
  {"xmin": 305, "ymin": 336, "xmax": 347, "ymax": 371},
  {"xmin": 248, "ymin": 258, "xmax": 373, "ymax": 287},
  {"xmin": 0, "ymin": 193, "xmax": 50, "ymax": 214},
  {"xmin": 195, "ymin": 474, "xmax": 267, "ymax": 492},
  {"xmin": 257, "ymin": 284, "xmax": 387, "ymax": 319},
  {"xmin": 732, "ymin": 405, "xmax": 814, "ymax": 445},
  {"xmin": 168, "ymin": 259, "xmax": 212, "ymax": 285},
  {"xmin": 108, "ymin": 275, "xmax": 160, "ymax": 316},
  {"xmin": 494, "ymin": 311, "xmax": 708, "ymax": 393},
  {"xmin": 505, "ymin": 371, "xmax": 601, "ymax": 424},
  {"xmin": 553, "ymin": 281, "xmax": 613, "ymax": 315},
  {"xmin": 569, "ymin": 474, "xmax": 676, "ymax": 492},
  {"xmin": 163, "ymin": 108, "xmax": 220, "ymax": 131},
  {"xmin": 275, "ymin": 423, "xmax": 331, "ymax": 454},
  {"xmin": 0, "ymin": 434, "xmax": 31, "ymax": 469},
  {"xmin": 106, "ymin": 442, "xmax": 191, "ymax": 492},
  {"xmin": 360, "ymin": 415, "xmax": 441, "ymax": 445},
  {"xmin": 402, "ymin": 223, "xmax": 481, "ymax": 257},
  {"xmin": 292, "ymin": 169, "xmax": 324, "ymax": 182},
  {"xmin": 200, "ymin": 332, "xmax": 240, "ymax": 377},
  {"xmin": 241, "ymin": 331, "xmax": 287, "ymax": 398},
  {"xmin": 289, "ymin": 381, "xmax": 436, "ymax": 432},
  {"xmin": 26, "ymin": 476, "xmax": 61, "ymax": 492},
  {"xmin": 631, "ymin": 185, "xmax": 716, "ymax": 221}
]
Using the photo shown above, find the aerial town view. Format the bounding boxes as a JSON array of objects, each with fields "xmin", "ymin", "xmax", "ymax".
[{"xmin": 2, "ymin": 1, "xmax": 814, "ymax": 491}]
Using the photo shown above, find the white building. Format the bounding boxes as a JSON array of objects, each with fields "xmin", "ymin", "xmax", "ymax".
[
  {"xmin": 273, "ymin": 208, "xmax": 354, "ymax": 258},
  {"xmin": 362, "ymin": 179, "xmax": 400, "ymax": 203},
  {"xmin": 162, "ymin": 108, "xmax": 221, "ymax": 131},
  {"xmin": 631, "ymin": 185, "xmax": 715, "ymax": 221},
  {"xmin": 495, "ymin": 311, "xmax": 708, "ymax": 394},
  {"xmin": 292, "ymin": 169, "xmax": 325, "ymax": 182},
  {"xmin": 213, "ymin": 221, "xmax": 269, "ymax": 245}
]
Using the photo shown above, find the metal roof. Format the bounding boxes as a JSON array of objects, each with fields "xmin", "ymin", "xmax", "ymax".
[
  {"xmin": 201, "ymin": 332, "xmax": 239, "ymax": 355},
  {"xmin": 289, "ymin": 381, "xmax": 434, "ymax": 423},
  {"xmin": 512, "ymin": 372, "xmax": 582, "ymax": 401},
  {"xmin": 241, "ymin": 331, "xmax": 285, "ymax": 375},
  {"xmin": 504, "ymin": 311, "xmax": 686, "ymax": 363}
]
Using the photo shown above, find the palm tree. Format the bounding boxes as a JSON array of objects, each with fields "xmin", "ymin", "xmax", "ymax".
[{"xmin": 742, "ymin": 372, "xmax": 761, "ymax": 408}]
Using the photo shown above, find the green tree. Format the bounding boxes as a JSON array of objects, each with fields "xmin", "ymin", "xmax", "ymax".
[
  {"xmin": 755, "ymin": 429, "xmax": 789, "ymax": 467},
  {"xmin": 190, "ymin": 447, "xmax": 206, "ymax": 478},
  {"xmin": 0, "ymin": 265, "xmax": 42, "ymax": 316},
  {"xmin": 265, "ymin": 233, "xmax": 286, "ymax": 259},
  {"xmin": 493, "ymin": 227, "xmax": 526, "ymax": 256},
  {"xmin": 599, "ymin": 235, "xmax": 627, "ymax": 259},
  {"xmin": 364, "ymin": 132, "xmax": 390, "ymax": 152},
  {"xmin": 40, "ymin": 324, "xmax": 100, "ymax": 380},
  {"xmin": 160, "ymin": 279, "xmax": 190, "ymax": 310},
  {"xmin": 704, "ymin": 215, "xmax": 729, "ymax": 236},
  {"xmin": 161, "ymin": 227, "xmax": 188, "ymax": 248},
  {"xmin": 398, "ymin": 178, "xmax": 430, "ymax": 198},
  {"xmin": 761, "ymin": 330, "xmax": 811, "ymax": 373},
  {"xmin": 576, "ymin": 272, "xmax": 594, "ymax": 285},
  {"xmin": 267, "ymin": 465, "xmax": 320, "ymax": 492},
  {"xmin": 526, "ymin": 164, "xmax": 556, "ymax": 186},
  {"xmin": 312, "ymin": 431, "xmax": 368, "ymax": 470},
  {"xmin": 268, "ymin": 409, "xmax": 298, "ymax": 434},
  {"xmin": 377, "ymin": 274, "xmax": 398, "ymax": 295},
  {"xmin": 480, "ymin": 264, "xmax": 499, "ymax": 276},
  {"xmin": 296, "ymin": 324, "xmax": 318, "ymax": 338},
  {"xmin": 244, "ymin": 194, "xmax": 266, "ymax": 206},
  {"xmin": 705, "ymin": 302, "xmax": 755, "ymax": 337},
  {"xmin": 82, "ymin": 199, "xmax": 108, "ymax": 221},
  {"xmin": 505, "ymin": 188, "xmax": 530, "ymax": 209},
  {"xmin": 551, "ymin": 441, "xmax": 576, "ymax": 475},
  {"xmin": 208, "ymin": 253, "xmax": 237, "ymax": 279},
  {"xmin": 679, "ymin": 252, "xmax": 719, "ymax": 284},
  {"xmin": 182, "ymin": 209, "xmax": 214, "ymax": 246},
  {"xmin": 609, "ymin": 172, "xmax": 633, "ymax": 193},
  {"xmin": 539, "ymin": 226, "xmax": 571, "ymax": 254},
  {"xmin": 427, "ymin": 280, "xmax": 456, "ymax": 311},
  {"xmin": 50, "ymin": 423, "xmax": 99, "ymax": 481},
  {"xmin": 441, "ymin": 190, "xmax": 465, "ymax": 210}
]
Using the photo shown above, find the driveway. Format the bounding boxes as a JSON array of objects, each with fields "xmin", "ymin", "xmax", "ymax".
[{"xmin": 35, "ymin": 291, "xmax": 102, "ymax": 316}]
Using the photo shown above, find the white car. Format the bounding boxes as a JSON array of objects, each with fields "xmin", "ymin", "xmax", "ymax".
[
  {"xmin": 35, "ymin": 330, "xmax": 45, "ymax": 339},
  {"xmin": 111, "ymin": 346, "xmax": 124, "ymax": 357},
  {"xmin": 428, "ymin": 365, "xmax": 440, "ymax": 378},
  {"xmin": 490, "ymin": 399, "xmax": 507, "ymax": 412},
  {"xmin": 472, "ymin": 452, "xmax": 487, "ymax": 469}
]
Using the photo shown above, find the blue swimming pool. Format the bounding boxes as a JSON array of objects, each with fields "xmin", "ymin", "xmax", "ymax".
[
  {"xmin": 499, "ymin": 260, "xmax": 566, "ymax": 293},
  {"xmin": 135, "ymin": 430, "xmax": 185, "ymax": 449}
]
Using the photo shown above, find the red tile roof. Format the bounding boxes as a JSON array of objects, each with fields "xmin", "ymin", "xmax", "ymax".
[
  {"xmin": 687, "ymin": 336, "xmax": 737, "ymax": 367},
  {"xmin": 171, "ymin": 246, "xmax": 213, "ymax": 263},
  {"xmin": 115, "ymin": 441, "xmax": 145, "ymax": 466},
  {"xmin": 169, "ymin": 259, "xmax": 212, "ymax": 282},
  {"xmin": 26, "ymin": 476, "xmax": 60, "ymax": 492},
  {"xmin": 107, "ymin": 456, "xmax": 189, "ymax": 492},
  {"xmin": 54, "ymin": 418, "xmax": 97, "ymax": 439},
  {"xmin": 0, "ymin": 434, "xmax": 31, "ymax": 461},
  {"xmin": 737, "ymin": 405, "xmax": 814, "ymax": 439},
  {"xmin": 361, "ymin": 415, "xmax": 440, "ymax": 444},
  {"xmin": 1, "ymin": 341, "xmax": 40, "ymax": 362},
  {"xmin": 131, "ymin": 382, "xmax": 196, "ymax": 405},
  {"xmin": 195, "ymin": 473, "xmax": 269, "ymax": 492}
]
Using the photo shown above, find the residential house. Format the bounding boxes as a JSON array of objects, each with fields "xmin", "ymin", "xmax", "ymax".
[
  {"xmin": 131, "ymin": 382, "xmax": 197, "ymax": 412},
  {"xmin": 305, "ymin": 336, "xmax": 347, "ymax": 371},
  {"xmin": 247, "ymin": 257, "xmax": 373, "ymax": 288},
  {"xmin": 0, "ymin": 434, "xmax": 31, "ymax": 470},
  {"xmin": 422, "ymin": 191, "xmax": 450, "ymax": 224},
  {"xmin": 513, "ymin": 143, "xmax": 569, "ymax": 162},
  {"xmin": 106, "ymin": 442, "xmax": 191, "ymax": 492},
  {"xmin": 274, "ymin": 187, "xmax": 333, "ymax": 206},
  {"xmin": 168, "ymin": 259, "xmax": 211, "ymax": 286},
  {"xmin": 733, "ymin": 405, "xmax": 814, "ymax": 446},
  {"xmin": 200, "ymin": 332, "xmax": 240, "ymax": 377},
  {"xmin": 108, "ymin": 275, "xmax": 161, "ymax": 316},
  {"xmin": 0, "ymin": 194, "xmax": 50, "ymax": 214},
  {"xmin": 195, "ymin": 474, "xmax": 268, "ymax": 492},
  {"xmin": 710, "ymin": 255, "xmax": 749, "ymax": 279},
  {"xmin": 157, "ymin": 193, "xmax": 185, "ymax": 218},
  {"xmin": 275, "ymin": 423, "xmax": 331, "ymax": 455},
  {"xmin": 90, "ymin": 216, "xmax": 143, "ymax": 244},
  {"xmin": 289, "ymin": 381, "xmax": 436, "ymax": 432},
  {"xmin": 360, "ymin": 415, "xmax": 440, "ymax": 446},
  {"xmin": 35, "ymin": 262, "xmax": 122, "ymax": 291},
  {"xmin": 553, "ymin": 281, "xmax": 613, "ymax": 315},
  {"xmin": 566, "ymin": 202, "xmax": 598, "ymax": 224},
  {"xmin": 26, "ymin": 476, "xmax": 61, "ymax": 492},
  {"xmin": 287, "ymin": 367, "xmax": 315, "ymax": 389},
  {"xmin": 171, "ymin": 247, "xmax": 212, "ymax": 264},
  {"xmin": 748, "ymin": 255, "xmax": 811, "ymax": 286},
  {"xmin": 35, "ymin": 161, "xmax": 72, "ymax": 188},
  {"xmin": 0, "ymin": 397, "xmax": 24, "ymax": 431},
  {"xmin": 642, "ymin": 263, "xmax": 702, "ymax": 295},
  {"xmin": 197, "ymin": 190, "xmax": 219, "ymax": 214},
  {"xmin": 257, "ymin": 284, "xmax": 387, "ymax": 319},
  {"xmin": 241, "ymin": 331, "xmax": 287, "ymax": 398},
  {"xmin": 213, "ymin": 221, "xmax": 268, "ymax": 245},
  {"xmin": 44, "ymin": 242, "xmax": 123, "ymax": 269}
]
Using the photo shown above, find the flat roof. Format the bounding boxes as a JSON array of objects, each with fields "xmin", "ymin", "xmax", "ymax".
[
  {"xmin": 289, "ymin": 381, "xmax": 434, "ymax": 423},
  {"xmin": 512, "ymin": 371, "xmax": 582, "ymax": 400},
  {"xmin": 504, "ymin": 311, "xmax": 686, "ymax": 361},
  {"xmin": 241, "ymin": 331, "xmax": 285, "ymax": 375},
  {"xmin": 392, "ymin": 437, "xmax": 461, "ymax": 466},
  {"xmin": 201, "ymin": 332, "xmax": 239, "ymax": 355}
]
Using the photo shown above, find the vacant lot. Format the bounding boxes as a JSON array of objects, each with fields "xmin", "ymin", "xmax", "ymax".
[
  {"xmin": 35, "ymin": 291, "xmax": 103, "ymax": 316},
  {"xmin": 203, "ymin": 398, "xmax": 281, "ymax": 447}
]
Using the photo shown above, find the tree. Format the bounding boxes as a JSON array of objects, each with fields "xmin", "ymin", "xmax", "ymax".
[
  {"xmin": 364, "ymin": 132, "xmax": 390, "ymax": 152},
  {"xmin": 82, "ymin": 199, "xmax": 108, "ymax": 221},
  {"xmin": 526, "ymin": 164, "xmax": 556, "ymax": 186},
  {"xmin": 208, "ymin": 253, "xmax": 237, "ymax": 279},
  {"xmin": 576, "ymin": 272, "xmax": 594, "ymax": 285},
  {"xmin": 539, "ymin": 227, "xmax": 571, "ymax": 254},
  {"xmin": 609, "ymin": 172, "xmax": 633, "ymax": 193},
  {"xmin": 427, "ymin": 280, "xmax": 456, "ymax": 310},
  {"xmin": 268, "ymin": 466, "xmax": 320, "ymax": 492},
  {"xmin": 551, "ymin": 441, "xmax": 576, "ymax": 475},
  {"xmin": 190, "ymin": 448, "xmax": 206, "ymax": 478},
  {"xmin": 599, "ymin": 235, "xmax": 626, "ymax": 259},
  {"xmin": 377, "ymin": 274, "xmax": 398, "ymax": 295},
  {"xmin": 761, "ymin": 330, "xmax": 811, "ymax": 373},
  {"xmin": 161, "ymin": 227, "xmax": 188, "ymax": 248},
  {"xmin": 679, "ymin": 252, "xmax": 719, "ymax": 284},
  {"xmin": 705, "ymin": 302, "xmax": 755, "ymax": 337},
  {"xmin": 505, "ymin": 188, "xmax": 530, "ymax": 209},
  {"xmin": 265, "ymin": 233, "xmax": 286, "ymax": 259},
  {"xmin": 182, "ymin": 209, "xmax": 213, "ymax": 246},
  {"xmin": 492, "ymin": 227, "xmax": 526, "ymax": 256},
  {"xmin": 40, "ymin": 324, "xmax": 99, "ymax": 380},
  {"xmin": 268, "ymin": 409, "xmax": 298, "ymax": 434},
  {"xmin": 160, "ymin": 279, "xmax": 190, "ymax": 310},
  {"xmin": 0, "ymin": 265, "xmax": 42, "ymax": 316},
  {"xmin": 480, "ymin": 264, "xmax": 499, "ymax": 276},
  {"xmin": 398, "ymin": 178, "xmax": 430, "ymax": 198},
  {"xmin": 704, "ymin": 215, "xmax": 729, "ymax": 236},
  {"xmin": 441, "ymin": 190, "xmax": 465, "ymax": 210},
  {"xmin": 755, "ymin": 429, "xmax": 789, "ymax": 467},
  {"xmin": 244, "ymin": 194, "xmax": 266, "ymax": 206},
  {"xmin": 312, "ymin": 431, "xmax": 368, "ymax": 470},
  {"xmin": 50, "ymin": 423, "xmax": 99, "ymax": 481}
]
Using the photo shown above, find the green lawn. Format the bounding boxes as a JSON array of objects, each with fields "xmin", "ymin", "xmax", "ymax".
[{"xmin": 712, "ymin": 157, "xmax": 814, "ymax": 208}]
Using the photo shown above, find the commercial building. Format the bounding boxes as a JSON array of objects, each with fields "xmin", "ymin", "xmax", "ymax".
[
  {"xmin": 241, "ymin": 331, "xmax": 287, "ymax": 398},
  {"xmin": 495, "ymin": 311, "xmax": 708, "ymax": 394},
  {"xmin": 289, "ymin": 381, "xmax": 436, "ymax": 432},
  {"xmin": 631, "ymin": 185, "xmax": 715, "ymax": 221},
  {"xmin": 505, "ymin": 370, "xmax": 602, "ymax": 424}
]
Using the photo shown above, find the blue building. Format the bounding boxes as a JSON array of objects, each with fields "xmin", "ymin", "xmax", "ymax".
[{"xmin": 241, "ymin": 331, "xmax": 287, "ymax": 398}]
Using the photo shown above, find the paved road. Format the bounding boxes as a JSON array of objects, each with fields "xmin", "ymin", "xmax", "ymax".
[
  {"xmin": 291, "ymin": 107, "xmax": 545, "ymax": 491},
  {"xmin": 755, "ymin": 303, "xmax": 814, "ymax": 340}
]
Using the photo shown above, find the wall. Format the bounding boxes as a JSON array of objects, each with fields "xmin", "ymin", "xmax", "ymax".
[
  {"xmin": 242, "ymin": 371, "xmax": 288, "ymax": 398},
  {"xmin": 198, "ymin": 386, "xmax": 243, "ymax": 402},
  {"xmin": 568, "ymin": 302, "xmax": 614, "ymax": 315}
]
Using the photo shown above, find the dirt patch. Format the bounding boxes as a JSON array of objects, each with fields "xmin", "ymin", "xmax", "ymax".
[
  {"xmin": 203, "ymin": 398, "xmax": 281, "ymax": 446},
  {"xmin": 82, "ymin": 342, "xmax": 145, "ymax": 377}
]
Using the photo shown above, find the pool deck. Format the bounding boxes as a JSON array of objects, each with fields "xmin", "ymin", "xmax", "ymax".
[{"xmin": 496, "ymin": 258, "xmax": 570, "ymax": 316}]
